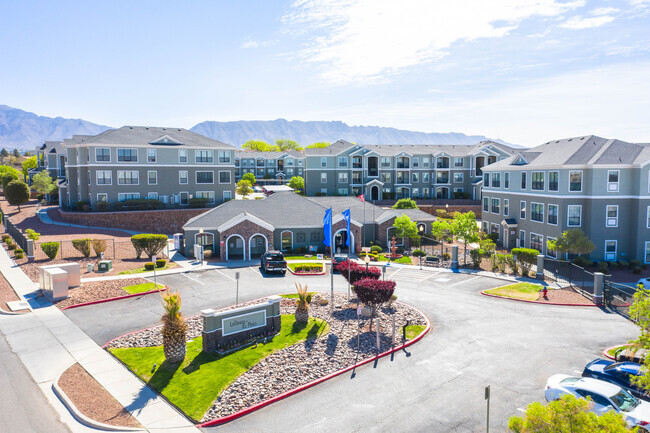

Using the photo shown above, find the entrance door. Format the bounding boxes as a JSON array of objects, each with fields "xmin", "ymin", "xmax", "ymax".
[
  {"xmin": 180, "ymin": 192, "xmax": 189, "ymax": 206},
  {"xmin": 277, "ymin": 159, "xmax": 284, "ymax": 172},
  {"xmin": 371, "ymin": 186, "xmax": 379, "ymax": 201},
  {"xmin": 368, "ymin": 157, "xmax": 378, "ymax": 177},
  {"xmin": 334, "ymin": 230, "xmax": 349, "ymax": 253}
]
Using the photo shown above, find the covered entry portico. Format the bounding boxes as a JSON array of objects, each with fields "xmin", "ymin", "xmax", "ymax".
[{"xmin": 501, "ymin": 219, "xmax": 518, "ymax": 250}]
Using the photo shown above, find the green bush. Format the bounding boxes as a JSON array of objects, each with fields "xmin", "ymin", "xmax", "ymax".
[
  {"xmin": 610, "ymin": 261, "xmax": 620, "ymax": 270},
  {"xmin": 630, "ymin": 259, "xmax": 641, "ymax": 268},
  {"xmin": 113, "ymin": 199, "xmax": 164, "ymax": 211},
  {"xmin": 572, "ymin": 256, "xmax": 593, "ymax": 268},
  {"xmin": 597, "ymin": 261, "xmax": 609, "ymax": 274},
  {"xmin": 144, "ymin": 262, "xmax": 155, "ymax": 271},
  {"xmin": 2, "ymin": 234, "xmax": 10, "ymax": 243},
  {"xmin": 1, "ymin": 171, "xmax": 19, "ymax": 190},
  {"xmin": 25, "ymin": 229, "xmax": 40, "ymax": 241},
  {"xmin": 469, "ymin": 248, "xmax": 485, "ymax": 268},
  {"xmin": 511, "ymin": 248, "xmax": 539, "ymax": 275},
  {"xmin": 41, "ymin": 242, "xmax": 60, "ymax": 259},
  {"xmin": 14, "ymin": 251, "xmax": 24, "ymax": 259},
  {"xmin": 294, "ymin": 246, "xmax": 308, "ymax": 255},
  {"xmin": 188, "ymin": 198, "xmax": 210, "ymax": 208},
  {"xmin": 91, "ymin": 239, "xmax": 107, "ymax": 257},
  {"xmin": 96, "ymin": 201, "xmax": 110, "ymax": 212},
  {"xmin": 156, "ymin": 259, "xmax": 166, "ymax": 268},
  {"xmin": 75, "ymin": 200, "xmax": 89, "ymax": 212},
  {"xmin": 633, "ymin": 266, "xmax": 642, "ymax": 275},
  {"xmin": 72, "ymin": 238, "xmax": 92, "ymax": 257},
  {"xmin": 617, "ymin": 260, "xmax": 629, "ymax": 269},
  {"xmin": 486, "ymin": 233, "xmax": 499, "ymax": 243},
  {"xmin": 7, "ymin": 243, "xmax": 16, "ymax": 250},
  {"xmin": 131, "ymin": 234, "xmax": 168, "ymax": 259},
  {"xmin": 370, "ymin": 245, "xmax": 382, "ymax": 254},
  {"xmin": 15, "ymin": 248, "xmax": 23, "ymax": 254},
  {"xmin": 396, "ymin": 247, "xmax": 404, "ymax": 254}
]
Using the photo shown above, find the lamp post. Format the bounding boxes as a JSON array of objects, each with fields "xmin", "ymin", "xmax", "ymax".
[
  {"xmin": 418, "ymin": 224, "xmax": 424, "ymax": 270},
  {"xmin": 198, "ymin": 228, "xmax": 204, "ymax": 266},
  {"xmin": 364, "ymin": 254, "xmax": 370, "ymax": 272}
]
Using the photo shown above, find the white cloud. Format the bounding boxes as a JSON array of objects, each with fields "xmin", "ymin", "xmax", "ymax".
[
  {"xmin": 591, "ymin": 7, "xmax": 619, "ymax": 15},
  {"xmin": 241, "ymin": 39, "xmax": 274, "ymax": 49},
  {"xmin": 284, "ymin": 0, "xmax": 586, "ymax": 84},
  {"xmin": 560, "ymin": 15, "xmax": 615, "ymax": 29}
]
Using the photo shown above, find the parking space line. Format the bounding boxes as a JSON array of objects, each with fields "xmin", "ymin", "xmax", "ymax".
[
  {"xmin": 419, "ymin": 271, "xmax": 442, "ymax": 282},
  {"xmin": 387, "ymin": 268, "xmax": 402, "ymax": 279},
  {"xmin": 213, "ymin": 268, "xmax": 236, "ymax": 282},
  {"xmin": 182, "ymin": 272, "xmax": 205, "ymax": 285},
  {"xmin": 447, "ymin": 275, "xmax": 481, "ymax": 288}
]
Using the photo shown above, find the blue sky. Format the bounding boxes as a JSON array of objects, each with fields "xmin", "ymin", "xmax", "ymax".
[{"xmin": 1, "ymin": 0, "xmax": 649, "ymax": 146}]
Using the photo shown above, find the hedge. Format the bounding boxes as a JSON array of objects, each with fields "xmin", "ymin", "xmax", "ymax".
[
  {"xmin": 511, "ymin": 248, "xmax": 540, "ymax": 275},
  {"xmin": 41, "ymin": 242, "xmax": 60, "ymax": 259},
  {"xmin": 113, "ymin": 199, "xmax": 164, "ymax": 211},
  {"xmin": 144, "ymin": 262, "xmax": 155, "ymax": 271},
  {"xmin": 91, "ymin": 239, "xmax": 107, "ymax": 257},
  {"xmin": 131, "ymin": 234, "xmax": 168, "ymax": 259},
  {"xmin": 72, "ymin": 238, "xmax": 92, "ymax": 258},
  {"xmin": 156, "ymin": 259, "xmax": 166, "ymax": 268},
  {"xmin": 188, "ymin": 198, "xmax": 210, "ymax": 208}
]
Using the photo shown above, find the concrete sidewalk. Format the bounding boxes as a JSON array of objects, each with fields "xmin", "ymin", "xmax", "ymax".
[
  {"xmin": 0, "ymin": 247, "xmax": 197, "ymax": 432},
  {"xmin": 36, "ymin": 208, "xmax": 143, "ymax": 236}
]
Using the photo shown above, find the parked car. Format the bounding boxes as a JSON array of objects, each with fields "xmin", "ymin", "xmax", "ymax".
[
  {"xmin": 332, "ymin": 254, "xmax": 349, "ymax": 272},
  {"xmin": 545, "ymin": 374, "xmax": 650, "ymax": 431},
  {"xmin": 260, "ymin": 251, "xmax": 287, "ymax": 274},
  {"xmin": 583, "ymin": 358, "xmax": 648, "ymax": 400},
  {"xmin": 638, "ymin": 278, "xmax": 650, "ymax": 289}
]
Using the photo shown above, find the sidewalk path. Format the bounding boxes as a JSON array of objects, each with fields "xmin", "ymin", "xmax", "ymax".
[
  {"xmin": 0, "ymin": 246, "xmax": 197, "ymax": 432},
  {"xmin": 37, "ymin": 209, "xmax": 143, "ymax": 236}
]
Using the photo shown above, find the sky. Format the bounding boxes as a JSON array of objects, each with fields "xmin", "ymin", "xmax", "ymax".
[{"xmin": 0, "ymin": 0, "xmax": 649, "ymax": 147}]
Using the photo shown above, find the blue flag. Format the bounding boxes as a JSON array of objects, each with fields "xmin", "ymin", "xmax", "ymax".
[
  {"xmin": 342, "ymin": 208, "xmax": 351, "ymax": 247},
  {"xmin": 323, "ymin": 208, "xmax": 332, "ymax": 247}
]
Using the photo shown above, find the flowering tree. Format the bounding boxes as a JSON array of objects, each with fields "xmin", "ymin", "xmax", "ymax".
[{"xmin": 354, "ymin": 278, "xmax": 396, "ymax": 328}]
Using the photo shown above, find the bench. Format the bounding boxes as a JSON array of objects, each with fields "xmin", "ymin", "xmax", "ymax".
[{"xmin": 424, "ymin": 256, "xmax": 440, "ymax": 266}]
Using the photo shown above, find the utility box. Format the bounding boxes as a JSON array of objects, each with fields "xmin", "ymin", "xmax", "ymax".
[
  {"xmin": 39, "ymin": 263, "xmax": 80, "ymax": 289},
  {"xmin": 44, "ymin": 267, "xmax": 69, "ymax": 300},
  {"xmin": 98, "ymin": 260, "xmax": 113, "ymax": 272}
]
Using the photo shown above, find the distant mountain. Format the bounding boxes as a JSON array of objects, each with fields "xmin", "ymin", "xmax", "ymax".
[
  {"xmin": 0, "ymin": 105, "xmax": 110, "ymax": 151},
  {"xmin": 190, "ymin": 119, "xmax": 513, "ymax": 148}
]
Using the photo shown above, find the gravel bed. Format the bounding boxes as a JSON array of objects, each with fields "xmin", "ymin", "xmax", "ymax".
[
  {"xmin": 106, "ymin": 293, "xmax": 428, "ymax": 422},
  {"xmin": 53, "ymin": 277, "xmax": 154, "ymax": 309}
]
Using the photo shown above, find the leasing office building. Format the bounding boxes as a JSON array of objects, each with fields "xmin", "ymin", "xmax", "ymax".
[{"xmin": 480, "ymin": 135, "xmax": 650, "ymax": 263}]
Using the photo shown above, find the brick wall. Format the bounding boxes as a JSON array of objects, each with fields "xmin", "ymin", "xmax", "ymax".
[
  {"xmin": 55, "ymin": 208, "xmax": 209, "ymax": 235},
  {"xmin": 219, "ymin": 220, "xmax": 273, "ymax": 261}
]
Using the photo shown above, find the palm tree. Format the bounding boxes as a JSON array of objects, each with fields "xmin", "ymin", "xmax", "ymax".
[
  {"xmin": 294, "ymin": 282, "xmax": 312, "ymax": 323},
  {"xmin": 161, "ymin": 290, "xmax": 188, "ymax": 363}
]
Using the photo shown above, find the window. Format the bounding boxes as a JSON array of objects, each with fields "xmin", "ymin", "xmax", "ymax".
[
  {"xmin": 96, "ymin": 170, "xmax": 112, "ymax": 185},
  {"xmin": 531, "ymin": 172, "xmax": 544, "ymax": 190},
  {"xmin": 521, "ymin": 172, "xmax": 527, "ymax": 189},
  {"xmin": 118, "ymin": 193, "xmax": 140, "ymax": 201},
  {"xmin": 422, "ymin": 187, "xmax": 430, "ymax": 198},
  {"xmin": 321, "ymin": 157, "xmax": 327, "ymax": 168},
  {"xmin": 178, "ymin": 150, "xmax": 187, "ymax": 163},
  {"xmin": 436, "ymin": 171, "xmax": 449, "ymax": 183},
  {"xmin": 569, "ymin": 171, "xmax": 582, "ymax": 192},
  {"xmin": 645, "ymin": 242, "xmax": 650, "ymax": 264},
  {"xmin": 320, "ymin": 188, "xmax": 328, "ymax": 195},
  {"xmin": 117, "ymin": 149, "xmax": 137, "ymax": 162},
  {"xmin": 381, "ymin": 173, "xmax": 391, "ymax": 183},
  {"xmin": 218, "ymin": 171, "xmax": 231, "ymax": 184},
  {"xmin": 218, "ymin": 151, "xmax": 231, "ymax": 163},
  {"xmin": 412, "ymin": 172, "xmax": 419, "ymax": 183},
  {"xmin": 196, "ymin": 171, "xmax": 214, "ymax": 184},
  {"xmin": 148, "ymin": 170, "xmax": 157, "ymax": 185},
  {"xmin": 491, "ymin": 198, "xmax": 500, "ymax": 214},
  {"xmin": 380, "ymin": 157, "xmax": 391, "ymax": 168},
  {"xmin": 483, "ymin": 173, "xmax": 490, "ymax": 187},
  {"xmin": 548, "ymin": 171, "xmax": 559, "ymax": 191},
  {"xmin": 454, "ymin": 157, "xmax": 463, "ymax": 167},
  {"xmin": 608, "ymin": 170, "xmax": 619, "ymax": 192},
  {"xmin": 422, "ymin": 157, "xmax": 430, "ymax": 167},
  {"xmin": 179, "ymin": 170, "xmax": 188, "ymax": 184},
  {"xmin": 531, "ymin": 202, "xmax": 544, "ymax": 222},
  {"xmin": 548, "ymin": 204, "xmax": 558, "ymax": 225},
  {"xmin": 647, "ymin": 206, "xmax": 650, "ymax": 228},
  {"xmin": 504, "ymin": 199, "xmax": 509, "ymax": 216},
  {"xmin": 568, "ymin": 205, "xmax": 582, "ymax": 226},
  {"xmin": 117, "ymin": 170, "xmax": 139, "ymax": 185},
  {"xmin": 423, "ymin": 172, "xmax": 429, "ymax": 183},
  {"xmin": 605, "ymin": 240, "xmax": 617, "ymax": 261},
  {"xmin": 547, "ymin": 237, "xmax": 557, "ymax": 258},
  {"xmin": 311, "ymin": 233, "xmax": 320, "ymax": 242},
  {"xmin": 96, "ymin": 193, "xmax": 107, "ymax": 202},
  {"xmin": 223, "ymin": 190, "xmax": 232, "ymax": 201},
  {"xmin": 338, "ymin": 157, "xmax": 348, "ymax": 167},
  {"xmin": 519, "ymin": 230, "xmax": 526, "ymax": 248},
  {"xmin": 453, "ymin": 173, "xmax": 464, "ymax": 183},
  {"xmin": 321, "ymin": 173, "xmax": 327, "ymax": 183},
  {"xmin": 412, "ymin": 157, "xmax": 419, "ymax": 168},
  {"xmin": 281, "ymin": 231, "xmax": 293, "ymax": 251},
  {"xmin": 504, "ymin": 172, "xmax": 510, "ymax": 189},
  {"xmin": 96, "ymin": 148, "xmax": 110, "ymax": 162},
  {"xmin": 147, "ymin": 149, "xmax": 156, "ymax": 163},
  {"xmin": 196, "ymin": 191, "xmax": 215, "ymax": 204},
  {"xmin": 148, "ymin": 192, "xmax": 158, "ymax": 200},
  {"xmin": 483, "ymin": 197, "xmax": 489, "ymax": 212},
  {"xmin": 337, "ymin": 188, "xmax": 348, "ymax": 196},
  {"xmin": 606, "ymin": 205, "xmax": 618, "ymax": 227},
  {"xmin": 196, "ymin": 150, "xmax": 213, "ymax": 163},
  {"xmin": 492, "ymin": 173, "xmax": 501, "ymax": 188},
  {"xmin": 338, "ymin": 172, "xmax": 348, "ymax": 183},
  {"xmin": 530, "ymin": 233, "xmax": 543, "ymax": 253}
]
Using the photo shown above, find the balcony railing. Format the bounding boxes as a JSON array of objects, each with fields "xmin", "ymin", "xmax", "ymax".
[
  {"xmin": 353, "ymin": 162, "xmax": 363, "ymax": 169},
  {"xmin": 436, "ymin": 177, "xmax": 449, "ymax": 184},
  {"xmin": 397, "ymin": 162, "xmax": 409, "ymax": 169},
  {"xmin": 437, "ymin": 162, "xmax": 450, "ymax": 168},
  {"xmin": 368, "ymin": 168, "xmax": 378, "ymax": 177}
]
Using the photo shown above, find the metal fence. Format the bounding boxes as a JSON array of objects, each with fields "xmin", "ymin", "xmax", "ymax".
[
  {"xmin": 604, "ymin": 280, "xmax": 636, "ymax": 320},
  {"xmin": 3, "ymin": 218, "xmax": 28, "ymax": 250},
  {"xmin": 543, "ymin": 258, "xmax": 595, "ymax": 300},
  {"xmin": 34, "ymin": 239, "xmax": 170, "ymax": 261}
]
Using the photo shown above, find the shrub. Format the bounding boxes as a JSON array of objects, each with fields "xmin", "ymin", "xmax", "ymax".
[
  {"xmin": 335, "ymin": 260, "xmax": 381, "ymax": 284},
  {"xmin": 5, "ymin": 180, "xmax": 30, "ymax": 210},
  {"xmin": 512, "ymin": 248, "xmax": 539, "ymax": 275},
  {"xmin": 204, "ymin": 250, "xmax": 212, "ymax": 259},
  {"xmin": 7, "ymin": 243, "xmax": 16, "ymax": 250},
  {"xmin": 71, "ymin": 238, "xmax": 91, "ymax": 257},
  {"xmin": 396, "ymin": 247, "xmax": 404, "ymax": 254},
  {"xmin": 633, "ymin": 266, "xmax": 642, "ymax": 275},
  {"xmin": 442, "ymin": 252, "xmax": 451, "ymax": 260},
  {"xmin": 294, "ymin": 246, "xmax": 308, "ymax": 255},
  {"xmin": 15, "ymin": 248, "xmax": 23, "ymax": 254},
  {"xmin": 25, "ymin": 229, "xmax": 40, "ymax": 241},
  {"xmin": 618, "ymin": 260, "xmax": 629, "ymax": 269},
  {"xmin": 96, "ymin": 201, "xmax": 110, "ymax": 211},
  {"xmin": 630, "ymin": 260, "xmax": 642, "ymax": 268},
  {"xmin": 36, "ymin": 194, "xmax": 44, "ymax": 202},
  {"xmin": 156, "ymin": 259, "xmax": 166, "ymax": 268},
  {"xmin": 486, "ymin": 233, "xmax": 499, "ymax": 243},
  {"xmin": 75, "ymin": 200, "xmax": 90, "ymax": 212},
  {"xmin": 188, "ymin": 198, "xmax": 210, "ymax": 208},
  {"xmin": 597, "ymin": 261, "xmax": 609, "ymax": 274},
  {"xmin": 144, "ymin": 262, "xmax": 155, "ymax": 271},
  {"xmin": 91, "ymin": 239, "xmax": 107, "ymax": 257},
  {"xmin": 370, "ymin": 245, "xmax": 382, "ymax": 254},
  {"xmin": 353, "ymin": 278, "xmax": 397, "ymax": 323},
  {"xmin": 131, "ymin": 234, "xmax": 168, "ymax": 259},
  {"xmin": 2, "ymin": 234, "xmax": 10, "ymax": 242},
  {"xmin": 469, "ymin": 249, "xmax": 484, "ymax": 268},
  {"xmin": 14, "ymin": 251, "xmax": 24, "ymax": 259},
  {"xmin": 572, "ymin": 255, "xmax": 593, "ymax": 268},
  {"xmin": 113, "ymin": 198, "xmax": 164, "ymax": 211},
  {"xmin": 1, "ymin": 171, "xmax": 19, "ymax": 190},
  {"xmin": 41, "ymin": 242, "xmax": 60, "ymax": 259},
  {"xmin": 610, "ymin": 261, "xmax": 620, "ymax": 270},
  {"xmin": 392, "ymin": 198, "xmax": 417, "ymax": 209}
]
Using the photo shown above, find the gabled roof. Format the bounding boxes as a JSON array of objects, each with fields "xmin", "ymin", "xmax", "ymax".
[
  {"xmin": 235, "ymin": 150, "xmax": 303, "ymax": 159},
  {"xmin": 303, "ymin": 140, "xmax": 357, "ymax": 156}
]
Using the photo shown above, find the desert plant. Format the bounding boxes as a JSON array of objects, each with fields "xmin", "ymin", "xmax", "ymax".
[
  {"xmin": 131, "ymin": 234, "xmax": 168, "ymax": 259},
  {"xmin": 353, "ymin": 278, "xmax": 396, "ymax": 329},
  {"xmin": 14, "ymin": 251, "xmax": 24, "ymax": 259},
  {"xmin": 7, "ymin": 243, "xmax": 16, "ymax": 251},
  {"xmin": 294, "ymin": 282, "xmax": 312, "ymax": 323},
  {"xmin": 144, "ymin": 262, "xmax": 155, "ymax": 271},
  {"xmin": 41, "ymin": 241, "xmax": 60, "ymax": 259},
  {"xmin": 2, "ymin": 234, "xmax": 10, "ymax": 243},
  {"xmin": 156, "ymin": 259, "xmax": 166, "ymax": 268},
  {"xmin": 72, "ymin": 238, "xmax": 92, "ymax": 257},
  {"xmin": 160, "ymin": 290, "xmax": 188, "ymax": 363},
  {"xmin": 91, "ymin": 239, "xmax": 107, "ymax": 257},
  {"xmin": 25, "ymin": 229, "xmax": 40, "ymax": 241}
]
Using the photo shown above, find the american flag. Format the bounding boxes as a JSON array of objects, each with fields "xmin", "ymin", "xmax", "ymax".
[{"xmin": 358, "ymin": 194, "xmax": 364, "ymax": 202}]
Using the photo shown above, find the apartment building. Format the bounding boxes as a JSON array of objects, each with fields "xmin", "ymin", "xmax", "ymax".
[
  {"xmin": 481, "ymin": 135, "xmax": 650, "ymax": 263},
  {"xmin": 303, "ymin": 140, "xmax": 516, "ymax": 200},
  {"xmin": 31, "ymin": 140, "xmax": 67, "ymax": 181},
  {"xmin": 58, "ymin": 126, "xmax": 236, "ymax": 209},
  {"xmin": 234, "ymin": 150, "xmax": 304, "ymax": 181}
]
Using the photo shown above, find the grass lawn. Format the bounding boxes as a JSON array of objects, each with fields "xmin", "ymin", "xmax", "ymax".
[
  {"xmin": 283, "ymin": 255, "xmax": 328, "ymax": 261},
  {"xmin": 403, "ymin": 324, "xmax": 426, "ymax": 340},
  {"xmin": 377, "ymin": 256, "xmax": 413, "ymax": 264},
  {"xmin": 287, "ymin": 262, "xmax": 323, "ymax": 272},
  {"xmin": 607, "ymin": 344, "xmax": 631, "ymax": 358},
  {"xmin": 280, "ymin": 292, "xmax": 318, "ymax": 299},
  {"xmin": 110, "ymin": 315, "xmax": 329, "ymax": 421},
  {"xmin": 484, "ymin": 282, "xmax": 545, "ymax": 301},
  {"xmin": 118, "ymin": 264, "xmax": 174, "ymax": 275},
  {"xmin": 122, "ymin": 282, "xmax": 166, "ymax": 295}
]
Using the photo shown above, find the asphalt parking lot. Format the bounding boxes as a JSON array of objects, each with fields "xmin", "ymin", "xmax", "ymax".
[{"xmin": 63, "ymin": 265, "xmax": 638, "ymax": 432}]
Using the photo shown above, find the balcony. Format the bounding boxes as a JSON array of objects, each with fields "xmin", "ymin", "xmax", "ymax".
[
  {"xmin": 436, "ymin": 177, "xmax": 449, "ymax": 184},
  {"xmin": 353, "ymin": 162, "xmax": 363, "ymax": 169},
  {"xmin": 436, "ymin": 162, "xmax": 450, "ymax": 169},
  {"xmin": 397, "ymin": 162, "xmax": 410, "ymax": 169}
]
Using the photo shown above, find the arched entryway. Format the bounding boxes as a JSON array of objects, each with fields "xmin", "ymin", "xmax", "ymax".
[
  {"xmin": 334, "ymin": 229, "xmax": 355, "ymax": 254},
  {"xmin": 370, "ymin": 185, "xmax": 379, "ymax": 201},
  {"xmin": 195, "ymin": 232, "xmax": 215, "ymax": 254},
  {"xmin": 226, "ymin": 234, "xmax": 245, "ymax": 260},
  {"xmin": 280, "ymin": 231, "xmax": 293, "ymax": 251},
  {"xmin": 249, "ymin": 233, "xmax": 268, "ymax": 259}
]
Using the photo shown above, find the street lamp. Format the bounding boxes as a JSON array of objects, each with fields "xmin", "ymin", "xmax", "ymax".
[{"xmin": 364, "ymin": 254, "xmax": 370, "ymax": 272}]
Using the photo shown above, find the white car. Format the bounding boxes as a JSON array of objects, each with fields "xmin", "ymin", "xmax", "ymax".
[{"xmin": 545, "ymin": 374, "xmax": 650, "ymax": 431}]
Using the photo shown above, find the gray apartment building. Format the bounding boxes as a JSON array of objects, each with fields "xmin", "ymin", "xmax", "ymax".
[
  {"xmin": 480, "ymin": 135, "xmax": 650, "ymax": 263},
  {"xmin": 234, "ymin": 150, "xmax": 304, "ymax": 181},
  {"xmin": 32, "ymin": 140, "xmax": 67, "ymax": 181},
  {"xmin": 303, "ymin": 140, "xmax": 516, "ymax": 200},
  {"xmin": 57, "ymin": 126, "xmax": 236, "ymax": 209}
]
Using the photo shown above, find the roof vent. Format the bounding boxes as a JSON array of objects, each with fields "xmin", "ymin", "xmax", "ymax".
[
  {"xmin": 580, "ymin": 137, "xmax": 585, "ymax": 140},
  {"xmin": 162, "ymin": 128, "xmax": 166, "ymax": 130},
  {"xmin": 568, "ymin": 138, "xmax": 572, "ymax": 141},
  {"xmin": 555, "ymin": 140, "xmax": 559, "ymax": 143},
  {"xmin": 129, "ymin": 126, "xmax": 133, "ymax": 129}
]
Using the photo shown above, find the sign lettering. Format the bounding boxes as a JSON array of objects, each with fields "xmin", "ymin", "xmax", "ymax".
[{"xmin": 222, "ymin": 310, "xmax": 266, "ymax": 336}]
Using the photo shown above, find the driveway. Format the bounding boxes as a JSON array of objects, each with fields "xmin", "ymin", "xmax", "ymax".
[{"xmin": 63, "ymin": 266, "xmax": 638, "ymax": 432}]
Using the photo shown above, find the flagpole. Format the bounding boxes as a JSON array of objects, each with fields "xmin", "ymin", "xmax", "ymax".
[
  {"xmin": 330, "ymin": 208, "xmax": 334, "ymax": 312},
  {"xmin": 347, "ymin": 209, "xmax": 351, "ymax": 302}
]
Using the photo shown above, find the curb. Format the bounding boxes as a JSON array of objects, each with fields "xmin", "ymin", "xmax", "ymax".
[
  {"xmin": 480, "ymin": 290, "xmax": 599, "ymax": 307},
  {"xmin": 52, "ymin": 362, "xmax": 146, "ymax": 432},
  {"xmin": 198, "ymin": 305, "xmax": 431, "ymax": 427},
  {"xmin": 61, "ymin": 289, "xmax": 164, "ymax": 310},
  {"xmin": 603, "ymin": 344, "xmax": 632, "ymax": 360},
  {"xmin": 0, "ymin": 305, "xmax": 27, "ymax": 315}
]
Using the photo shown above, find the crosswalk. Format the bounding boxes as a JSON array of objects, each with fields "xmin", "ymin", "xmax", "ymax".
[{"xmin": 387, "ymin": 268, "xmax": 442, "ymax": 283}]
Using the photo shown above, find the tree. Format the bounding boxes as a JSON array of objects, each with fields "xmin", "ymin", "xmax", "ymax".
[
  {"xmin": 288, "ymin": 176, "xmax": 304, "ymax": 193},
  {"xmin": 353, "ymin": 278, "xmax": 396, "ymax": 329},
  {"xmin": 236, "ymin": 179, "xmax": 253, "ymax": 198},
  {"xmin": 12, "ymin": 149, "xmax": 19, "ymax": 158},
  {"xmin": 392, "ymin": 214, "xmax": 419, "ymax": 248},
  {"xmin": 0, "ymin": 148, "xmax": 8, "ymax": 157},
  {"xmin": 508, "ymin": 394, "xmax": 632, "ymax": 433},
  {"xmin": 628, "ymin": 286, "xmax": 650, "ymax": 393},
  {"xmin": 5, "ymin": 180, "xmax": 30, "ymax": 211},
  {"xmin": 306, "ymin": 142, "xmax": 331, "ymax": 149},
  {"xmin": 1, "ymin": 170, "xmax": 20, "ymax": 190},
  {"xmin": 412, "ymin": 249, "xmax": 426, "ymax": 268},
  {"xmin": 31, "ymin": 171, "xmax": 57, "ymax": 195},
  {"xmin": 392, "ymin": 198, "xmax": 418, "ymax": 209},
  {"xmin": 242, "ymin": 140, "xmax": 280, "ymax": 152},
  {"xmin": 547, "ymin": 229, "xmax": 596, "ymax": 258},
  {"xmin": 274, "ymin": 138, "xmax": 303, "ymax": 151},
  {"xmin": 241, "ymin": 172, "xmax": 256, "ymax": 185},
  {"xmin": 430, "ymin": 219, "xmax": 450, "ymax": 256},
  {"xmin": 21, "ymin": 155, "xmax": 37, "ymax": 180},
  {"xmin": 450, "ymin": 212, "xmax": 479, "ymax": 260}
]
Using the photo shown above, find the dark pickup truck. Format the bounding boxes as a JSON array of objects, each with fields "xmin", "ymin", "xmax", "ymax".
[{"xmin": 261, "ymin": 251, "xmax": 287, "ymax": 274}]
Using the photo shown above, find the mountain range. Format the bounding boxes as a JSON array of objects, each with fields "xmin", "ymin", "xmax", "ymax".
[{"xmin": 0, "ymin": 104, "xmax": 512, "ymax": 150}]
